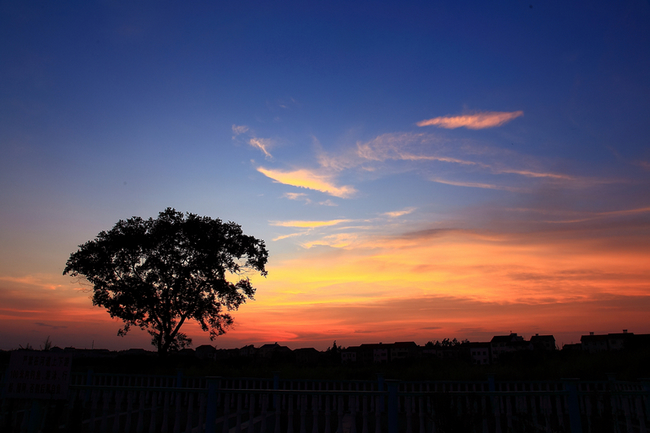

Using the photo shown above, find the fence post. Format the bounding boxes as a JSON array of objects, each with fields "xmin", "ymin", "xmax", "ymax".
[
  {"xmin": 562, "ymin": 379, "xmax": 583, "ymax": 433},
  {"xmin": 377, "ymin": 374, "xmax": 384, "ymax": 413},
  {"xmin": 84, "ymin": 369, "xmax": 94, "ymax": 403},
  {"xmin": 273, "ymin": 372, "xmax": 280, "ymax": 410},
  {"xmin": 488, "ymin": 375, "xmax": 502, "ymax": 433},
  {"xmin": 641, "ymin": 379, "xmax": 650, "ymax": 417},
  {"xmin": 386, "ymin": 380, "xmax": 398, "ymax": 433},
  {"xmin": 205, "ymin": 377, "xmax": 220, "ymax": 433}
]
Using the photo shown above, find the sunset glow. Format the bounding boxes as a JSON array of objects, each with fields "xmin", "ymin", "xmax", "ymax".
[{"xmin": 1, "ymin": 2, "xmax": 649, "ymax": 351}]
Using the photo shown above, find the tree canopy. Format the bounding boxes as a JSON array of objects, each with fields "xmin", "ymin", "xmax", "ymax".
[{"xmin": 64, "ymin": 208, "xmax": 268, "ymax": 355}]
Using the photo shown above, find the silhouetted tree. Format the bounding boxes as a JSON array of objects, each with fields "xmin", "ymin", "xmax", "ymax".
[{"xmin": 64, "ymin": 208, "xmax": 268, "ymax": 355}]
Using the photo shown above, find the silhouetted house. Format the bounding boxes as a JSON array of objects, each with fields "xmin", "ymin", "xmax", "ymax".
[
  {"xmin": 354, "ymin": 342, "xmax": 419, "ymax": 363},
  {"xmin": 196, "ymin": 345, "xmax": 217, "ymax": 360},
  {"xmin": 421, "ymin": 341, "xmax": 464, "ymax": 360},
  {"xmin": 530, "ymin": 334, "xmax": 556, "ymax": 351},
  {"xmin": 239, "ymin": 345, "xmax": 258, "ymax": 357},
  {"xmin": 561, "ymin": 343, "xmax": 582, "ymax": 352},
  {"xmin": 581, "ymin": 332, "xmax": 609, "ymax": 353},
  {"xmin": 259, "ymin": 343, "xmax": 292, "ymax": 359},
  {"xmin": 374, "ymin": 344, "xmax": 389, "ymax": 363},
  {"xmin": 357, "ymin": 343, "xmax": 389, "ymax": 363},
  {"xmin": 341, "ymin": 346, "xmax": 360, "ymax": 364},
  {"xmin": 215, "ymin": 348, "xmax": 239, "ymax": 359},
  {"xmin": 462, "ymin": 342, "xmax": 491, "ymax": 365},
  {"xmin": 581, "ymin": 330, "xmax": 644, "ymax": 353},
  {"xmin": 178, "ymin": 348, "xmax": 195, "ymax": 357},
  {"xmin": 440, "ymin": 345, "xmax": 463, "ymax": 360},
  {"xmin": 421, "ymin": 342, "xmax": 437, "ymax": 358},
  {"xmin": 294, "ymin": 348, "xmax": 320, "ymax": 365},
  {"xmin": 490, "ymin": 333, "xmax": 529, "ymax": 362},
  {"xmin": 606, "ymin": 330, "xmax": 634, "ymax": 351},
  {"xmin": 390, "ymin": 342, "xmax": 419, "ymax": 361}
]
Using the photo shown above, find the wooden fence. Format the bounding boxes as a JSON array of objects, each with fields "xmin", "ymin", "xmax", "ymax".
[{"xmin": 2, "ymin": 372, "xmax": 649, "ymax": 432}]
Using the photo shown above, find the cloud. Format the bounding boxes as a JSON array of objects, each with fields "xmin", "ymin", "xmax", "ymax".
[
  {"xmin": 35, "ymin": 322, "xmax": 68, "ymax": 330},
  {"xmin": 257, "ymin": 167, "xmax": 357, "ymax": 198},
  {"xmin": 417, "ymin": 111, "xmax": 524, "ymax": 129},
  {"xmin": 432, "ymin": 178, "xmax": 525, "ymax": 192},
  {"xmin": 383, "ymin": 207, "xmax": 416, "ymax": 218},
  {"xmin": 270, "ymin": 219, "xmax": 350, "ymax": 228},
  {"xmin": 301, "ymin": 233, "xmax": 359, "ymax": 249},
  {"xmin": 541, "ymin": 206, "xmax": 650, "ymax": 224},
  {"xmin": 272, "ymin": 232, "xmax": 309, "ymax": 242},
  {"xmin": 232, "ymin": 124, "xmax": 249, "ymax": 136},
  {"xmin": 249, "ymin": 138, "xmax": 273, "ymax": 159},
  {"xmin": 318, "ymin": 199, "xmax": 338, "ymax": 206},
  {"xmin": 283, "ymin": 192, "xmax": 309, "ymax": 201},
  {"xmin": 496, "ymin": 168, "xmax": 574, "ymax": 180}
]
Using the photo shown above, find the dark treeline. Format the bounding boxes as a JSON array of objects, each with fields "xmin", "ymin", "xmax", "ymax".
[{"xmin": 3, "ymin": 344, "xmax": 648, "ymax": 382}]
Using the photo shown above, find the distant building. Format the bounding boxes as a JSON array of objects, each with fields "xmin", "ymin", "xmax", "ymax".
[
  {"xmin": 561, "ymin": 343, "xmax": 582, "ymax": 352},
  {"xmin": 294, "ymin": 348, "xmax": 320, "ymax": 365},
  {"xmin": 353, "ymin": 342, "xmax": 420, "ymax": 364},
  {"xmin": 341, "ymin": 346, "xmax": 360, "ymax": 364},
  {"xmin": 259, "ymin": 343, "xmax": 292, "ymax": 359},
  {"xmin": 580, "ymin": 330, "xmax": 650, "ymax": 353},
  {"xmin": 390, "ymin": 342, "xmax": 419, "ymax": 361},
  {"xmin": 581, "ymin": 332, "xmax": 609, "ymax": 353},
  {"xmin": 462, "ymin": 342, "xmax": 491, "ymax": 365},
  {"xmin": 239, "ymin": 345, "xmax": 258, "ymax": 357},
  {"xmin": 196, "ymin": 345, "xmax": 217, "ymax": 360},
  {"xmin": 490, "ymin": 333, "xmax": 531, "ymax": 362},
  {"xmin": 530, "ymin": 334, "xmax": 556, "ymax": 351}
]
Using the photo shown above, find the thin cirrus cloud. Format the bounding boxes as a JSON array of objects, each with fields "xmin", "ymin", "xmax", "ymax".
[
  {"xmin": 270, "ymin": 219, "xmax": 350, "ymax": 228},
  {"xmin": 232, "ymin": 124, "xmax": 249, "ymax": 136},
  {"xmin": 495, "ymin": 168, "xmax": 574, "ymax": 180},
  {"xmin": 431, "ymin": 178, "xmax": 525, "ymax": 192},
  {"xmin": 417, "ymin": 111, "xmax": 524, "ymax": 129},
  {"xmin": 232, "ymin": 124, "xmax": 273, "ymax": 159},
  {"xmin": 283, "ymin": 192, "xmax": 309, "ymax": 201},
  {"xmin": 355, "ymin": 132, "xmax": 584, "ymax": 187},
  {"xmin": 257, "ymin": 167, "xmax": 357, "ymax": 198},
  {"xmin": 383, "ymin": 207, "xmax": 416, "ymax": 218},
  {"xmin": 249, "ymin": 138, "xmax": 273, "ymax": 159}
]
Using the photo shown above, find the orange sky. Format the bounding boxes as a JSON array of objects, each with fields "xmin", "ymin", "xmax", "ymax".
[{"xmin": 2, "ymin": 204, "xmax": 648, "ymax": 351}]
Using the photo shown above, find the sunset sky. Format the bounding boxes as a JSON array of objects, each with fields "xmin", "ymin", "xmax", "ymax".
[{"xmin": 1, "ymin": 1, "xmax": 649, "ymax": 351}]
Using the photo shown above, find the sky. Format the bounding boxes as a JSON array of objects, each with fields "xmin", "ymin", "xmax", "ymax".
[{"xmin": 1, "ymin": 1, "xmax": 649, "ymax": 351}]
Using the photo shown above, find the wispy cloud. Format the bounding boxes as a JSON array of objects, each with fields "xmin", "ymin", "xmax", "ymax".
[
  {"xmin": 431, "ymin": 178, "xmax": 525, "ymax": 192},
  {"xmin": 302, "ymin": 233, "xmax": 358, "ymax": 249},
  {"xmin": 383, "ymin": 207, "xmax": 416, "ymax": 218},
  {"xmin": 249, "ymin": 138, "xmax": 273, "ymax": 159},
  {"xmin": 495, "ymin": 168, "xmax": 574, "ymax": 180},
  {"xmin": 232, "ymin": 124, "xmax": 249, "ymax": 136},
  {"xmin": 232, "ymin": 125, "xmax": 274, "ymax": 158},
  {"xmin": 272, "ymin": 232, "xmax": 309, "ymax": 242},
  {"xmin": 542, "ymin": 206, "xmax": 650, "ymax": 224},
  {"xmin": 257, "ymin": 167, "xmax": 357, "ymax": 198},
  {"xmin": 283, "ymin": 192, "xmax": 309, "ymax": 201},
  {"xmin": 270, "ymin": 219, "xmax": 350, "ymax": 228},
  {"xmin": 35, "ymin": 322, "xmax": 68, "ymax": 329},
  {"xmin": 417, "ymin": 111, "xmax": 524, "ymax": 129}
]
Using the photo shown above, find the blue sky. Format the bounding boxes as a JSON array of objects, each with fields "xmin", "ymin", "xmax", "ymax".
[{"xmin": 1, "ymin": 1, "xmax": 649, "ymax": 350}]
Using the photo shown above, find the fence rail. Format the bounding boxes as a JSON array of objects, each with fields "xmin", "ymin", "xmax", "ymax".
[{"xmin": 2, "ymin": 372, "xmax": 650, "ymax": 433}]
